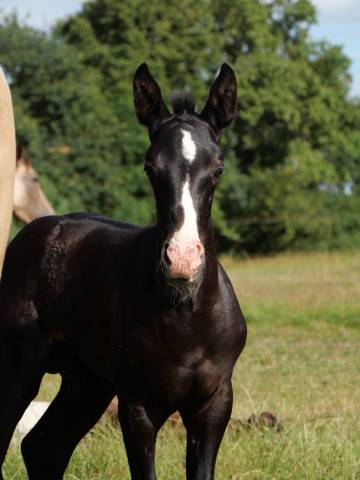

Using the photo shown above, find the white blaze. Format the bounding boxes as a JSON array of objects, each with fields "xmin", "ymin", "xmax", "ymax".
[
  {"xmin": 169, "ymin": 130, "xmax": 199, "ymax": 246},
  {"xmin": 170, "ymin": 177, "xmax": 199, "ymax": 247},
  {"xmin": 181, "ymin": 129, "xmax": 196, "ymax": 163}
]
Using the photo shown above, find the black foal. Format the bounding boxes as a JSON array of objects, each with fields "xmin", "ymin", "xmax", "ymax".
[{"xmin": 0, "ymin": 63, "xmax": 247, "ymax": 479}]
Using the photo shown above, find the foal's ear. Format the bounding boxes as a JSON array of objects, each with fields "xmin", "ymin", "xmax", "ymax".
[
  {"xmin": 16, "ymin": 143, "xmax": 24, "ymax": 162},
  {"xmin": 200, "ymin": 64, "xmax": 237, "ymax": 136},
  {"xmin": 133, "ymin": 63, "xmax": 170, "ymax": 129},
  {"xmin": 16, "ymin": 143, "xmax": 29, "ymax": 166}
]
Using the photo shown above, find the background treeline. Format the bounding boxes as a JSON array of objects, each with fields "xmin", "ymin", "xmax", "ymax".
[{"xmin": 1, "ymin": 0, "xmax": 360, "ymax": 254}]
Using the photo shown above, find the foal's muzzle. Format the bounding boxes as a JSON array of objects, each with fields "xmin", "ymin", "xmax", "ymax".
[{"xmin": 163, "ymin": 240, "xmax": 204, "ymax": 281}]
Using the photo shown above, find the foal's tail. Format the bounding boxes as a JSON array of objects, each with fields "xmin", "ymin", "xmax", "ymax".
[{"xmin": 0, "ymin": 67, "xmax": 16, "ymax": 276}]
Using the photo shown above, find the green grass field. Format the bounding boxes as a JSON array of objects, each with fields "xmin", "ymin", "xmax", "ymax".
[{"xmin": 4, "ymin": 252, "xmax": 360, "ymax": 479}]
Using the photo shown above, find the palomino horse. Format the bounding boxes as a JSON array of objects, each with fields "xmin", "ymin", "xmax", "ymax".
[
  {"xmin": 0, "ymin": 68, "xmax": 15, "ymax": 275},
  {"xmin": 13, "ymin": 145, "xmax": 54, "ymax": 223},
  {"xmin": 0, "ymin": 64, "xmax": 247, "ymax": 480}
]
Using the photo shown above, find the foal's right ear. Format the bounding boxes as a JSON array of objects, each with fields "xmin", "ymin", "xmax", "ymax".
[{"xmin": 133, "ymin": 63, "xmax": 170, "ymax": 130}]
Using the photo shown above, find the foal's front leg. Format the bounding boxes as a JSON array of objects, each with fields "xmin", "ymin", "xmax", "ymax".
[
  {"xmin": 181, "ymin": 380, "xmax": 233, "ymax": 480},
  {"xmin": 118, "ymin": 399, "xmax": 167, "ymax": 480}
]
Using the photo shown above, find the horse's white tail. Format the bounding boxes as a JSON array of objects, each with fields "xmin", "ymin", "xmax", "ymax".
[{"xmin": 0, "ymin": 67, "xmax": 16, "ymax": 276}]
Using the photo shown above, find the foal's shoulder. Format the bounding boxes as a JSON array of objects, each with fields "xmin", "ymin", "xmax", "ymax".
[
  {"xmin": 216, "ymin": 261, "xmax": 247, "ymax": 349},
  {"xmin": 217, "ymin": 261, "xmax": 245, "ymax": 318}
]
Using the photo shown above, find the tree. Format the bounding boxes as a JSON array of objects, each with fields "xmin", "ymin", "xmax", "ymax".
[{"xmin": 1, "ymin": 0, "xmax": 359, "ymax": 252}]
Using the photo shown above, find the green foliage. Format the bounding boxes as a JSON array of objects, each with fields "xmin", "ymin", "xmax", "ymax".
[{"xmin": 0, "ymin": 0, "xmax": 359, "ymax": 253}]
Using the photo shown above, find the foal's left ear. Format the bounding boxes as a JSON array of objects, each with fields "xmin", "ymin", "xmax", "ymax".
[
  {"xmin": 133, "ymin": 63, "xmax": 170, "ymax": 130},
  {"xmin": 16, "ymin": 143, "xmax": 29, "ymax": 166},
  {"xmin": 200, "ymin": 64, "xmax": 237, "ymax": 136}
]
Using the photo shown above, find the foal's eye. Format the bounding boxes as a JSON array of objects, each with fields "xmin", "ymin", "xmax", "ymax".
[
  {"xmin": 144, "ymin": 164, "xmax": 156, "ymax": 178},
  {"xmin": 213, "ymin": 166, "xmax": 224, "ymax": 178}
]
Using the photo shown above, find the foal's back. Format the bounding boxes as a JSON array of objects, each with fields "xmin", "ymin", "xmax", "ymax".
[{"xmin": 0, "ymin": 213, "xmax": 152, "ymax": 342}]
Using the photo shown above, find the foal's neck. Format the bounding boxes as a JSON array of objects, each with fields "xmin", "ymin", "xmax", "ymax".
[{"xmin": 199, "ymin": 221, "xmax": 219, "ymax": 296}]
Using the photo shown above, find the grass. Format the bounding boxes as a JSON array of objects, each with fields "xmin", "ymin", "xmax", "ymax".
[{"xmin": 4, "ymin": 251, "xmax": 360, "ymax": 479}]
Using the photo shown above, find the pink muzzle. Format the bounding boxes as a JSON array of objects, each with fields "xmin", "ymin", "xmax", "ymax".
[{"xmin": 166, "ymin": 241, "xmax": 204, "ymax": 280}]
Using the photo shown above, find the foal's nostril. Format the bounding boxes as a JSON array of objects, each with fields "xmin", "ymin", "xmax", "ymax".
[
  {"xmin": 163, "ymin": 242, "xmax": 171, "ymax": 265},
  {"xmin": 192, "ymin": 242, "xmax": 204, "ymax": 259}
]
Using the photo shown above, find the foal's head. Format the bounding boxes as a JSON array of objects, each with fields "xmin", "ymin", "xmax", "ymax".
[
  {"xmin": 13, "ymin": 145, "xmax": 54, "ymax": 223},
  {"xmin": 133, "ymin": 63, "xmax": 237, "ymax": 286}
]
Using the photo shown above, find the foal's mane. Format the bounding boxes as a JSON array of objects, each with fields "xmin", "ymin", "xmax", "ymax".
[{"xmin": 170, "ymin": 92, "xmax": 196, "ymax": 116}]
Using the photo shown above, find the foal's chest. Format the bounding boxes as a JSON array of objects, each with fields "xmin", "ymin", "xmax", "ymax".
[{"xmin": 121, "ymin": 312, "xmax": 228, "ymax": 405}]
